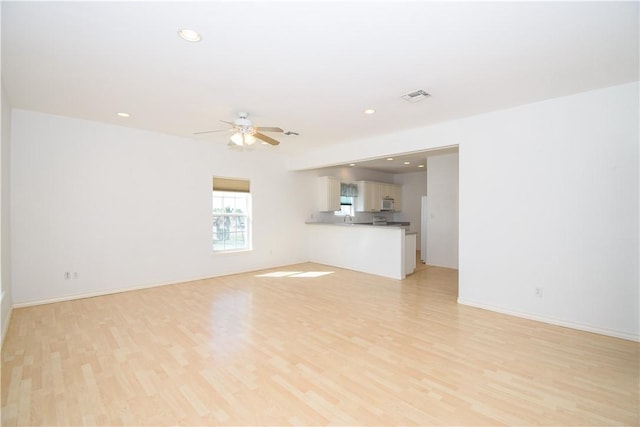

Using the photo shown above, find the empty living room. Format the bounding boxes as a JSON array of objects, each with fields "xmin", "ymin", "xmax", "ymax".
[{"xmin": 1, "ymin": 1, "xmax": 638, "ymax": 426}]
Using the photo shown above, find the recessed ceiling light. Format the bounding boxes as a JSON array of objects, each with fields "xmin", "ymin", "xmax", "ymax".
[
  {"xmin": 363, "ymin": 109, "xmax": 376, "ymax": 115},
  {"xmin": 418, "ymin": 164, "xmax": 425, "ymax": 168},
  {"xmin": 386, "ymin": 157, "xmax": 393, "ymax": 161},
  {"xmin": 116, "ymin": 112, "xmax": 130, "ymax": 118},
  {"xmin": 404, "ymin": 161, "xmax": 411, "ymax": 165},
  {"xmin": 178, "ymin": 29, "xmax": 201, "ymax": 42},
  {"xmin": 349, "ymin": 163, "xmax": 356, "ymax": 166}
]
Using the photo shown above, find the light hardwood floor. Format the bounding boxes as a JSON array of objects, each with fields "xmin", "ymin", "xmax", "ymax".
[
  {"xmin": 414, "ymin": 250, "xmax": 429, "ymax": 273},
  {"xmin": 2, "ymin": 262, "xmax": 638, "ymax": 426}
]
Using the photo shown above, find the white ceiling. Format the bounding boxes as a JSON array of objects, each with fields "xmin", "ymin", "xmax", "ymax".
[{"xmin": 2, "ymin": 1, "xmax": 638, "ymax": 159}]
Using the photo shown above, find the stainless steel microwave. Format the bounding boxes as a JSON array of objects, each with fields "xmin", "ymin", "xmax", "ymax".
[{"xmin": 381, "ymin": 197, "xmax": 395, "ymax": 211}]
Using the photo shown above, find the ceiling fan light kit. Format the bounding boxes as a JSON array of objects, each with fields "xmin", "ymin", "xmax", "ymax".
[{"xmin": 230, "ymin": 130, "xmax": 256, "ymax": 146}]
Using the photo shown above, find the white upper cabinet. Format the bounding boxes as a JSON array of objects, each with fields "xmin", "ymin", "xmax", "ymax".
[
  {"xmin": 391, "ymin": 184, "xmax": 402, "ymax": 212},
  {"xmin": 355, "ymin": 181, "xmax": 379, "ymax": 212},
  {"xmin": 379, "ymin": 183, "xmax": 394, "ymax": 199},
  {"xmin": 355, "ymin": 181, "xmax": 402, "ymax": 212},
  {"xmin": 317, "ymin": 176, "xmax": 341, "ymax": 212}
]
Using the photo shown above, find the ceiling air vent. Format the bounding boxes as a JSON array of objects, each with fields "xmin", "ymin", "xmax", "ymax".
[{"xmin": 401, "ymin": 89, "xmax": 431, "ymax": 103}]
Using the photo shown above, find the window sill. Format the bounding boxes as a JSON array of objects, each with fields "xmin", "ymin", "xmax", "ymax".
[{"xmin": 212, "ymin": 248, "xmax": 253, "ymax": 255}]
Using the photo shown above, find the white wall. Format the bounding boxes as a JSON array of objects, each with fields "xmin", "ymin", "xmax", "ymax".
[
  {"xmin": 393, "ymin": 171, "xmax": 428, "ymax": 250},
  {"xmin": 10, "ymin": 110, "xmax": 314, "ymax": 305},
  {"xmin": 457, "ymin": 84, "xmax": 638, "ymax": 340},
  {"xmin": 290, "ymin": 82, "xmax": 639, "ymax": 340},
  {"xmin": 426, "ymin": 153, "xmax": 458, "ymax": 268},
  {"xmin": 1, "ymin": 84, "xmax": 13, "ymax": 344}
]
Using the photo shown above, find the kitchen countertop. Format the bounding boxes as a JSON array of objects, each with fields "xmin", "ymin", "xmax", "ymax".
[{"xmin": 305, "ymin": 221, "xmax": 410, "ymax": 228}]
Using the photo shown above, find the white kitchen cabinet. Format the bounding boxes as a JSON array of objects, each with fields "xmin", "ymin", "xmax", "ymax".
[
  {"xmin": 404, "ymin": 233, "xmax": 416, "ymax": 275},
  {"xmin": 355, "ymin": 181, "xmax": 379, "ymax": 212},
  {"xmin": 381, "ymin": 183, "xmax": 402, "ymax": 211},
  {"xmin": 355, "ymin": 181, "xmax": 403, "ymax": 212},
  {"xmin": 391, "ymin": 184, "xmax": 402, "ymax": 212},
  {"xmin": 379, "ymin": 183, "xmax": 394, "ymax": 199},
  {"xmin": 317, "ymin": 176, "xmax": 341, "ymax": 212}
]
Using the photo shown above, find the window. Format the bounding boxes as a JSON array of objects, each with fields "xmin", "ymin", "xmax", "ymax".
[
  {"xmin": 335, "ymin": 196, "xmax": 355, "ymax": 216},
  {"xmin": 335, "ymin": 182, "xmax": 358, "ymax": 217},
  {"xmin": 212, "ymin": 177, "xmax": 251, "ymax": 252}
]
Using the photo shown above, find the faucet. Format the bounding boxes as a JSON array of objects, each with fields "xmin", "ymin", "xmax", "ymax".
[{"xmin": 343, "ymin": 214, "xmax": 353, "ymax": 224}]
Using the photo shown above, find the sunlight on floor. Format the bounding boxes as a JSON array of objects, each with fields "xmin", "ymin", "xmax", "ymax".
[{"xmin": 255, "ymin": 271, "xmax": 334, "ymax": 278}]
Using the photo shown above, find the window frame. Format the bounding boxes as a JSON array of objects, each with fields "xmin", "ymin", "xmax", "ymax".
[{"xmin": 212, "ymin": 178, "xmax": 252, "ymax": 254}]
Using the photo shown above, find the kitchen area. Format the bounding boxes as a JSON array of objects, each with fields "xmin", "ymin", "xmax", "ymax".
[
  {"xmin": 304, "ymin": 149, "xmax": 459, "ymax": 280},
  {"xmin": 307, "ymin": 177, "xmax": 417, "ymax": 279}
]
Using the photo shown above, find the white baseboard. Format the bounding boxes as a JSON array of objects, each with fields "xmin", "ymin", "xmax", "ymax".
[
  {"xmin": 11, "ymin": 261, "xmax": 312, "ymax": 309},
  {"xmin": 11, "ymin": 275, "xmax": 216, "ymax": 308},
  {"xmin": 1, "ymin": 291, "xmax": 12, "ymax": 348},
  {"xmin": 2, "ymin": 306, "xmax": 12, "ymax": 345},
  {"xmin": 457, "ymin": 298, "xmax": 639, "ymax": 342}
]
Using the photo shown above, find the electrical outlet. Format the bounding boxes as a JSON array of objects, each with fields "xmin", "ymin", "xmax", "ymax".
[{"xmin": 534, "ymin": 287, "xmax": 543, "ymax": 298}]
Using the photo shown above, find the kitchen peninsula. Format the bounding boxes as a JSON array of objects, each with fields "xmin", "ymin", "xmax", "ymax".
[{"xmin": 305, "ymin": 222, "xmax": 416, "ymax": 279}]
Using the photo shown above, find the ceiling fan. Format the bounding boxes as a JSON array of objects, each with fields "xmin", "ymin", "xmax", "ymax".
[{"xmin": 194, "ymin": 112, "xmax": 283, "ymax": 146}]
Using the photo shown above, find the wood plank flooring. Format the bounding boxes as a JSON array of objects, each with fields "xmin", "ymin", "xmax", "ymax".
[{"xmin": 2, "ymin": 262, "xmax": 638, "ymax": 426}]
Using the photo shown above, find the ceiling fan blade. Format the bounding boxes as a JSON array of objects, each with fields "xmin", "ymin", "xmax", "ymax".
[
  {"xmin": 254, "ymin": 132, "xmax": 280, "ymax": 146},
  {"xmin": 255, "ymin": 126, "xmax": 283, "ymax": 133},
  {"xmin": 193, "ymin": 128, "xmax": 232, "ymax": 135},
  {"xmin": 220, "ymin": 120, "xmax": 234, "ymax": 125}
]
